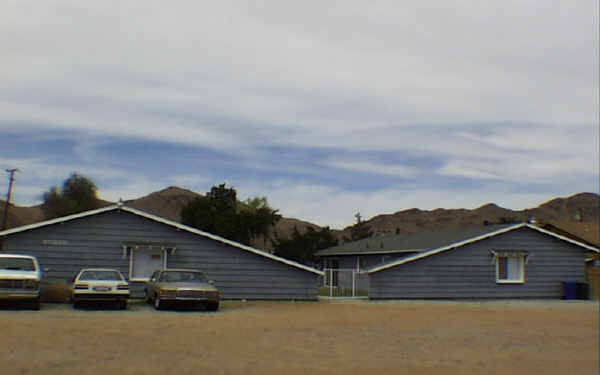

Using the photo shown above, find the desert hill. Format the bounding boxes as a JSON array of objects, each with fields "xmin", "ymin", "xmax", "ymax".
[
  {"xmin": 356, "ymin": 192, "xmax": 598, "ymax": 245},
  {"xmin": 1, "ymin": 189, "xmax": 598, "ymax": 248}
]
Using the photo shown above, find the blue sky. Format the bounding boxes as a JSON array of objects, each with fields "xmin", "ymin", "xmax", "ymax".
[{"xmin": 1, "ymin": 1, "xmax": 598, "ymax": 228}]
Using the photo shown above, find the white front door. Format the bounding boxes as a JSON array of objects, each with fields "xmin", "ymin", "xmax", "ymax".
[{"xmin": 130, "ymin": 249, "xmax": 165, "ymax": 281}]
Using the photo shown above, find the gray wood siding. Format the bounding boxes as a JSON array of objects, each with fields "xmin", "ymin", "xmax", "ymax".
[
  {"xmin": 369, "ymin": 228, "xmax": 587, "ymax": 299},
  {"xmin": 2, "ymin": 210, "xmax": 319, "ymax": 300}
]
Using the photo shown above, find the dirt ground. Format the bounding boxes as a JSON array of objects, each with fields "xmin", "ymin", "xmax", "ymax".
[{"xmin": 1, "ymin": 299, "xmax": 597, "ymax": 375}]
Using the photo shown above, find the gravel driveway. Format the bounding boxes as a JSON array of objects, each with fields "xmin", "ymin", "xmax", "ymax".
[{"xmin": 1, "ymin": 299, "xmax": 597, "ymax": 375}]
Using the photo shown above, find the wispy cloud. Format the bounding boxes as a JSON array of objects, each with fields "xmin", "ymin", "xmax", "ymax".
[{"xmin": 0, "ymin": 1, "xmax": 597, "ymax": 228}]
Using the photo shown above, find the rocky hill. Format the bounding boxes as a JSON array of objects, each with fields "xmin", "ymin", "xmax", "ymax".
[
  {"xmin": 1, "ymin": 189, "xmax": 598, "ymax": 248},
  {"xmin": 349, "ymin": 192, "xmax": 599, "ymax": 246}
]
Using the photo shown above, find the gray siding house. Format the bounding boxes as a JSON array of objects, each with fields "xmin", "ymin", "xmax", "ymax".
[
  {"xmin": 367, "ymin": 224, "xmax": 599, "ymax": 299},
  {"xmin": 0, "ymin": 204, "xmax": 322, "ymax": 300}
]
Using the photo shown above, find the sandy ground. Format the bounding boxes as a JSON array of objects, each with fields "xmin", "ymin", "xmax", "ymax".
[{"xmin": 1, "ymin": 299, "xmax": 597, "ymax": 375}]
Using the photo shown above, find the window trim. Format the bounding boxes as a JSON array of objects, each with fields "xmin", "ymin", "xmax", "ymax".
[{"xmin": 493, "ymin": 251, "xmax": 527, "ymax": 284}]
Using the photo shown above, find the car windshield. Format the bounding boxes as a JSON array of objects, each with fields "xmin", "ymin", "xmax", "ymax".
[
  {"xmin": 0, "ymin": 258, "xmax": 35, "ymax": 271},
  {"xmin": 159, "ymin": 271, "xmax": 207, "ymax": 283},
  {"xmin": 78, "ymin": 270, "xmax": 123, "ymax": 281}
]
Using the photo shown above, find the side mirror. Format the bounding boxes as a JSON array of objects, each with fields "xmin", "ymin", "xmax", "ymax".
[
  {"xmin": 209, "ymin": 280, "xmax": 215, "ymax": 285},
  {"xmin": 43, "ymin": 267, "xmax": 52, "ymax": 273}
]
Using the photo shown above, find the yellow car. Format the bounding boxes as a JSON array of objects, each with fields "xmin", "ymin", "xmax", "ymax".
[
  {"xmin": 0, "ymin": 254, "xmax": 42, "ymax": 310},
  {"xmin": 72, "ymin": 268, "xmax": 129, "ymax": 309},
  {"xmin": 145, "ymin": 269, "xmax": 220, "ymax": 311}
]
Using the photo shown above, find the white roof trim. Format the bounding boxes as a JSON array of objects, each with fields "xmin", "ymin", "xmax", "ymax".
[
  {"xmin": 0, "ymin": 205, "xmax": 120, "ymax": 236},
  {"xmin": 524, "ymin": 224, "xmax": 600, "ymax": 253},
  {"xmin": 0, "ymin": 204, "xmax": 323, "ymax": 276},
  {"xmin": 368, "ymin": 223, "xmax": 599, "ymax": 274}
]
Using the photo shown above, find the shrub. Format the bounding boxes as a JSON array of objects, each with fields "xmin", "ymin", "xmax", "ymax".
[{"xmin": 41, "ymin": 282, "xmax": 72, "ymax": 303}]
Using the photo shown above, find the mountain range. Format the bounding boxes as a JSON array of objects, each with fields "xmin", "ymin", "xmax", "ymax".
[{"xmin": 1, "ymin": 187, "xmax": 598, "ymax": 248}]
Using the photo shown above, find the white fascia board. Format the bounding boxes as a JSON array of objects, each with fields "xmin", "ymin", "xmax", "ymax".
[
  {"xmin": 524, "ymin": 224, "xmax": 600, "ymax": 253},
  {"xmin": 0, "ymin": 205, "xmax": 121, "ymax": 237},
  {"xmin": 367, "ymin": 224, "xmax": 528, "ymax": 274},
  {"xmin": 0, "ymin": 204, "xmax": 323, "ymax": 276},
  {"xmin": 367, "ymin": 223, "xmax": 600, "ymax": 274},
  {"xmin": 119, "ymin": 207, "xmax": 324, "ymax": 276}
]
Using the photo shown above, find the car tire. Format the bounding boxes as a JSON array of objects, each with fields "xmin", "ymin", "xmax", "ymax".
[
  {"xmin": 144, "ymin": 289, "xmax": 150, "ymax": 304},
  {"xmin": 119, "ymin": 300, "xmax": 127, "ymax": 310},
  {"xmin": 206, "ymin": 301, "xmax": 219, "ymax": 311},
  {"xmin": 154, "ymin": 296, "xmax": 162, "ymax": 310},
  {"xmin": 73, "ymin": 300, "xmax": 80, "ymax": 309},
  {"xmin": 31, "ymin": 298, "xmax": 41, "ymax": 311}
]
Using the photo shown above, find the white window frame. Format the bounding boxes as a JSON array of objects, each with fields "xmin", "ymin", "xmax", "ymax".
[
  {"xmin": 494, "ymin": 252, "xmax": 526, "ymax": 284},
  {"xmin": 127, "ymin": 246, "xmax": 169, "ymax": 282}
]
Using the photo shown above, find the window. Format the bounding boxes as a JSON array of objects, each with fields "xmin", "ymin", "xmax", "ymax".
[{"xmin": 494, "ymin": 252, "xmax": 526, "ymax": 283}]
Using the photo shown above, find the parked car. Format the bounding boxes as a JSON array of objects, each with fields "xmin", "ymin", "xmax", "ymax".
[
  {"xmin": 0, "ymin": 254, "xmax": 42, "ymax": 310},
  {"xmin": 145, "ymin": 269, "xmax": 220, "ymax": 311},
  {"xmin": 72, "ymin": 268, "xmax": 129, "ymax": 309}
]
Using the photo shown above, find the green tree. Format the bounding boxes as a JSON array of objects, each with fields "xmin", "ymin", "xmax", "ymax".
[
  {"xmin": 181, "ymin": 184, "xmax": 281, "ymax": 246},
  {"xmin": 273, "ymin": 226, "xmax": 338, "ymax": 265},
  {"xmin": 41, "ymin": 173, "xmax": 101, "ymax": 219}
]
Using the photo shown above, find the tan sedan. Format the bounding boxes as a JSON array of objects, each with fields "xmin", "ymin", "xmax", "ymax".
[{"xmin": 144, "ymin": 269, "xmax": 220, "ymax": 311}]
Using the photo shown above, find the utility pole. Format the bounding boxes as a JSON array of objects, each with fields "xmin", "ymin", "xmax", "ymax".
[{"xmin": 2, "ymin": 168, "xmax": 19, "ymax": 231}]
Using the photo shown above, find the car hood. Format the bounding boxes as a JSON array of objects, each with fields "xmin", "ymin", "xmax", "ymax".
[
  {"xmin": 0, "ymin": 270, "xmax": 41, "ymax": 280},
  {"xmin": 155, "ymin": 282, "xmax": 218, "ymax": 291}
]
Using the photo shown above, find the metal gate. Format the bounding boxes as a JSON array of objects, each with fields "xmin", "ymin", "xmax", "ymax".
[{"xmin": 320, "ymin": 268, "xmax": 369, "ymax": 297}]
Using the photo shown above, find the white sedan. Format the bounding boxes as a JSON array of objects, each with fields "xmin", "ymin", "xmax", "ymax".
[{"xmin": 72, "ymin": 268, "xmax": 129, "ymax": 309}]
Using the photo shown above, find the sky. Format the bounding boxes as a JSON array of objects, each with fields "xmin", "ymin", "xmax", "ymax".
[{"xmin": 1, "ymin": 1, "xmax": 598, "ymax": 229}]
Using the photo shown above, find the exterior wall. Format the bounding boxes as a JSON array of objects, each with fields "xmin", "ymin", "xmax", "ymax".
[
  {"xmin": 2, "ymin": 210, "xmax": 319, "ymax": 300},
  {"xmin": 369, "ymin": 228, "xmax": 587, "ymax": 299}
]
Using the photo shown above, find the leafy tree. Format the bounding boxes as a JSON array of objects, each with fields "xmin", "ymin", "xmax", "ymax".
[
  {"xmin": 273, "ymin": 226, "xmax": 338, "ymax": 265},
  {"xmin": 238, "ymin": 196, "xmax": 280, "ymax": 244},
  {"xmin": 181, "ymin": 183, "xmax": 281, "ymax": 246},
  {"xmin": 344, "ymin": 212, "xmax": 373, "ymax": 242},
  {"xmin": 41, "ymin": 173, "xmax": 101, "ymax": 219}
]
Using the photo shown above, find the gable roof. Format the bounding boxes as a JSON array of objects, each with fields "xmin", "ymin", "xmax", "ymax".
[
  {"xmin": 315, "ymin": 224, "xmax": 518, "ymax": 256},
  {"xmin": 0, "ymin": 204, "xmax": 323, "ymax": 276},
  {"xmin": 367, "ymin": 223, "xmax": 600, "ymax": 274}
]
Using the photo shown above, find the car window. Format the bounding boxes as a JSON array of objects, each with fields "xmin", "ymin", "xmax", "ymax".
[
  {"xmin": 0, "ymin": 258, "xmax": 35, "ymax": 271},
  {"xmin": 78, "ymin": 270, "xmax": 123, "ymax": 281},
  {"xmin": 159, "ymin": 271, "xmax": 207, "ymax": 282}
]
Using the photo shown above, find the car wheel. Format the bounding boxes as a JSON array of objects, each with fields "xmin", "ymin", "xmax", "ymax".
[
  {"xmin": 31, "ymin": 298, "xmax": 41, "ymax": 311},
  {"xmin": 119, "ymin": 300, "xmax": 127, "ymax": 310},
  {"xmin": 73, "ymin": 300, "xmax": 80, "ymax": 309},
  {"xmin": 144, "ymin": 289, "xmax": 150, "ymax": 303},
  {"xmin": 206, "ymin": 301, "xmax": 219, "ymax": 311},
  {"xmin": 154, "ymin": 296, "xmax": 162, "ymax": 310}
]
